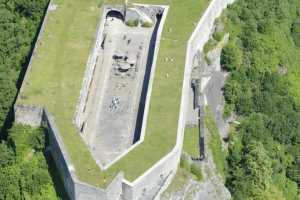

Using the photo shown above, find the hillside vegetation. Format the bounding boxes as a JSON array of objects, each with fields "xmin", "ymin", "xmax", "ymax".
[
  {"xmin": 222, "ymin": 0, "xmax": 300, "ymax": 199},
  {"xmin": 0, "ymin": 0, "xmax": 61, "ymax": 199},
  {"xmin": 0, "ymin": 0, "xmax": 48, "ymax": 134},
  {"xmin": 0, "ymin": 125, "xmax": 63, "ymax": 199}
]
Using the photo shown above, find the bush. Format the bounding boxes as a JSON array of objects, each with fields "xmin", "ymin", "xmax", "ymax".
[
  {"xmin": 0, "ymin": 124, "xmax": 60, "ymax": 199},
  {"xmin": 125, "ymin": 19, "xmax": 139, "ymax": 27},
  {"xmin": 203, "ymin": 39, "xmax": 217, "ymax": 54},
  {"xmin": 221, "ymin": 41, "xmax": 242, "ymax": 71},
  {"xmin": 141, "ymin": 21, "xmax": 153, "ymax": 28},
  {"xmin": 190, "ymin": 163, "xmax": 203, "ymax": 180},
  {"xmin": 213, "ymin": 31, "xmax": 225, "ymax": 42},
  {"xmin": 8, "ymin": 125, "xmax": 45, "ymax": 157},
  {"xmin": 291, "ymin": 20, "xmax": 300, "ymax": 47},
  {"xmin": 0, "ymin": 142, "xmax": 15, "ymax": 167},
  {"xmin": 223, "ymin": 103, "xmax": 234, "ymax": 119},
  {"xmin": 180, "ymin": 153, "xmax": 191, "ymax": 172}
]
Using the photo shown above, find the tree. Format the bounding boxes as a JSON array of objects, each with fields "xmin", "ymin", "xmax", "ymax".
[
  {"xmin": 287, "ymin": 150, "xmax": 300, "ymax": 186},
  {"xmin": 223, "ymin": 1, "xmax": 300, "ymax": 198},
  {"xmin": 0, "ymin": 0, "xmax": 48, "ymax": 133},
  {"xmin": 0, "ymin": 165, "xmax": 22, "ymax": 200},
  {"xmin": 221, "ymin": 41, "xmax": 242, "ymax": 71},
  {"xmin": 291, "ymin": 20, "xmax": 300, "ymax": 47},
  {"xmin": 228, "ymin": 142, "xmax": 274, "ymax": 200},
  {"xmin": 0, "ymin": 124, "xmax": 60, "ymax": 199},
  {"xmin": 0, "ymin": 141, "xmax": 14, "ymax": 167}
]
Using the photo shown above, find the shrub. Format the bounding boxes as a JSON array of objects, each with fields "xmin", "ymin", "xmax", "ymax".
[
  {"xmin": 203, "ymin": 39, "xmax": 217, "ymax": 54},
  {"xmin": 221, "ymin": 41, "xmax": 242, "ymax": 71},
  {"xmin": 125, "ymin": 19, "xmax": 139, "ymax": 27},
  {"xmin": 291, "ymin": 20, "xmax": 300, "ymax": 47},
  {"xmin": 213, "ymin": 31, "xmax": 225, "ymax": 42},
  {"xmin": 180, "ymin": 153, "xmax": 191, "ymax": 172},
  {"xmin": 141, "ymin": 21, "xmax": 153, "ymax": 28},
  {"xmin": 223, "ymin": 103, "xmax": 234, "ymax": 119},
  {"xmin": 0, "ymin": 142, "xmax": 15, "ymax": 167},
  {"xmin": 190, "ymin": 163, "xmax": 203, "ymax": 180}
]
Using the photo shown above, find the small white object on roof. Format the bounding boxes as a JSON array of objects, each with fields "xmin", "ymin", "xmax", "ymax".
[
  {"xmin": 49, "ymin": 4, "xmax": 58, "ymax": 11},
  {"xmin": 119, "ymin": 63, "xmax": 131, "ymax": 71}
]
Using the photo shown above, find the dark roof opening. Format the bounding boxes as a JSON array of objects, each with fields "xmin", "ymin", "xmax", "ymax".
[{"xmin": 106, "ymin": 10, "xmax": 124, "ymax": 21}]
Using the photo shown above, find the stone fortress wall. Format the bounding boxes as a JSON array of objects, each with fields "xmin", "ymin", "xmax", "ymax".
[
  {"xmin": 44, "ymin": 109, "xmax": 124, "ymax": 200},
  {"xmin": 73, "ymin": 5, "xmax": 107, "ymax": 131},
  {"xmin": 14, "ymin": 0, "xmax": 235, "ymax": 199}
]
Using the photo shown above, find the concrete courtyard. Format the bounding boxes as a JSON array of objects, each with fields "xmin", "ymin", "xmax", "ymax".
[{"xmin": 82, "ymin": 13, "xmax": 155, "ymax": 167}]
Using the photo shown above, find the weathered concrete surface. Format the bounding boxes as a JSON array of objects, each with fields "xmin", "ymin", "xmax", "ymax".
[
  {"xmin": 204, "ymin": 42, "xmax": 232, "ymax": 140},
  {"xmin": 74, "ymin": 6, "xmax": 107, "ymax": 131},
  {"xmin": 83, "ymin": 15, "xmax": 154, "ymax": 167},
  {"xmin": 14, "ymin": 105, "xmax": 43, "ymax": 127}
]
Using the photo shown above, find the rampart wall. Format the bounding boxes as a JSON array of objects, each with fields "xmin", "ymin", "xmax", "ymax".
[
  {"xmin": 14, "ymin": 0, "xmax": 235, "ymax": 199},
  {"xmin": 73, "ymin": 6, "xmax": 107, "ymax": 131},
  {"xmin": 119, "ymin": 0, "xmax": 235, "ymax": 199},
  {"xmin": 16, "ymin": 0, "xmax": 52, "ymax": 103}
]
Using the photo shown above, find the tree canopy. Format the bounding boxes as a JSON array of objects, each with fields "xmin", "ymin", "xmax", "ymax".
[
  {"xmin": 0, "ymin": 0, "xmax": 48, "ymax": 134},
  {"xmin": 0, "ymin": 0, "xmax": 63, "ymax": 199},
  {"xmin": 0, "ymin": 125, "xmax": 60, "ymax": 200},
  {"xmin": 222, "ymin": 0, "xmax": 300, "ymax": 199}
]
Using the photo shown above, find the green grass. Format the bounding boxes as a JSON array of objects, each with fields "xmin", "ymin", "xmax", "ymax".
[
  {"xmin": 17, "ymin": 0, "xmax": 211, "ymax": 187},
  {"xmin": 190, "ymin": 162, "xmax": 203, "ymax": 181},
  {"xmin": 213, "ymin": 31, "xmax": 225, "ymax": 42},
  {"xmin": 205, "ymin": 107, "xmax": 227, "ymax": 178},
  {"xmin": 183, "ymin": 127, "xmax": 199, "ymax": 157},
  {"xmin": 203, "ymin": 38, "xmax": 217, "ymax": 53},
  {"xmin": 125, "ymin": 19, "xmax": 139, "ymax": 27}
]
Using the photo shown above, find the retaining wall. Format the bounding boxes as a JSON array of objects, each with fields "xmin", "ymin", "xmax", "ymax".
[{"xmin": 74, "ymin": 6, "xmax": 107, "ymax": 131}]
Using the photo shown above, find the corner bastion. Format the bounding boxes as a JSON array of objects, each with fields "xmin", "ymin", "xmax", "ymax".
[{"xmin": 14, "ymin": 0, "xmax": 234, "ymax": 199}]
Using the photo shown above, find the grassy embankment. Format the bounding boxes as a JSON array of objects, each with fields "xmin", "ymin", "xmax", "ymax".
[
  {"xmin": 183, "ymin": 127, "xmax": 199, "ymax": 158},
  {"xmin": 205, "ymin": 107, "xmax": 227, "ymax": 178}
]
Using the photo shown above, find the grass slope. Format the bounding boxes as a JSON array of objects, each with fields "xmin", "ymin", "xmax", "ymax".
[
  {"xmin": 205, "ymin": 107, "xmax": 227, "ymax": 178},
  {"xmin": 18, "ymin": 0, "xmax": 210, "ymax": 186},
  {"xmin": 183, "ymin": 127, "xmax": 199, "ymax": 158}
]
